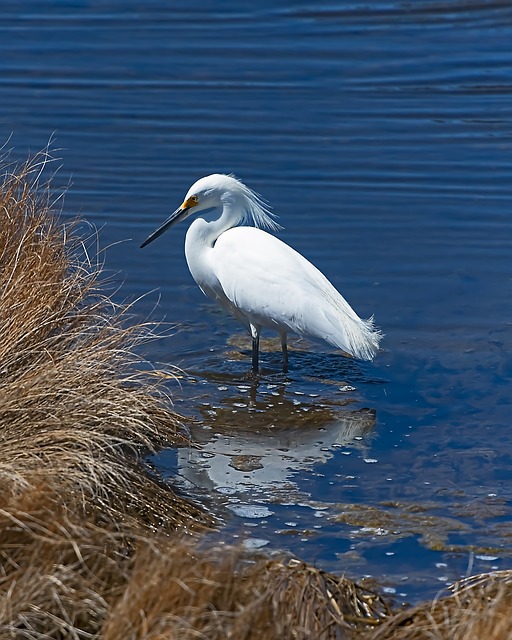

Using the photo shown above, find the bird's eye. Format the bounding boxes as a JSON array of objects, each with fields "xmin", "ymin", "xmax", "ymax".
[{"xmin": 191, "ymin": 195, "xmax": 198, "ymax": 203}]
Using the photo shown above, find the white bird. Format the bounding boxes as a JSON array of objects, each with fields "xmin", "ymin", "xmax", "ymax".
[{"xmin": 141, "ymin": 174, "xmax": 382, "ymax": 372}]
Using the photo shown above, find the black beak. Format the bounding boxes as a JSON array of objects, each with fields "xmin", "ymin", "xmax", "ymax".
[{"xmin": 140, "ymin": 206, "xmax": 190, "ymax": 248}]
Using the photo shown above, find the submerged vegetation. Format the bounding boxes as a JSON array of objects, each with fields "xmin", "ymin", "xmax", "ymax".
[{"xmin": 0, "ymin": 151, "xmax": 510, "ymax": 639}]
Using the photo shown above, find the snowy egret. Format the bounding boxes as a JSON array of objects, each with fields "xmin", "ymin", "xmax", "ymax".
[{"xmin": 141, "ymin": 174, "xmax": 382, "ymax": 372}]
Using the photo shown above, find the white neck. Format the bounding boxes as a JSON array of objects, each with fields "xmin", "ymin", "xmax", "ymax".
[
  {"xmin": 186, "ymin": 203, "xmax": 242, "ymax": 248},
  {"xmin": 184, "ymin": 202, "xmax": 243, "ymax": 294}
]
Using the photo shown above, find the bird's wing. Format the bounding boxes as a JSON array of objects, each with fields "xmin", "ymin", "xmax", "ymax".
[{"xmin": 210, "ymin": 227, "xmax": 379, "ymax": 359}]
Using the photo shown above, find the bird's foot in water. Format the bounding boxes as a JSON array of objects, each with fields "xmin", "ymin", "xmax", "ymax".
[{"xmin": 243, "ymin": 368, "xmax": 260, "ymax": 381}]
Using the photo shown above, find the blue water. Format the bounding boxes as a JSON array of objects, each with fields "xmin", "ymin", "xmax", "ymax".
[{"xmin": 1, "ymin": 1, "xmax": 512, "ymax": 603}]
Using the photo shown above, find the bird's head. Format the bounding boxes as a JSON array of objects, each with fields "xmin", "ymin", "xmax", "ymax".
[
  {"xmin": 181, "ymin": 174, "xmax": 243, "ymax": 212},
  {"xmin": 140, "ymin": 174, "xmax": 280, "ymax": 248}
]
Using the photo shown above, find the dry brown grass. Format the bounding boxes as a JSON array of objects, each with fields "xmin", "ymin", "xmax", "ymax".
[
  {"xmin": 0, "ymin": 150, "xmax": 510, "ymax": 640},
  {"xmin": 0, "ymin": 150, "xmax": 209, "ymax": 532},
  {"xmin": 103, "ymin": 549, "xmax": 391, "ymax": 640},
  {"xmin": 0, "ymin": 150, "xmax": 213, "ymax": 638}
]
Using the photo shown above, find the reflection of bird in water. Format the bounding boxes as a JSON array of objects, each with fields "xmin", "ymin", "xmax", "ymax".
[
  {"xmin": 178, "ymin": 392, "xmax": 376, "ymax": 494},
  {"xmin": 141, "ymin": 174, "xmax": 382, "ymax": 372}
]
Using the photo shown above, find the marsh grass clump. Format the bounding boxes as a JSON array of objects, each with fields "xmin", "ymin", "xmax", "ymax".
[
  {"xmin": 0, "ymin": 150, "xmax": 210, "ymax": 530},
  {"xmin": 102, "ymin": 545, "xmax": 392, "ymax": 640}
]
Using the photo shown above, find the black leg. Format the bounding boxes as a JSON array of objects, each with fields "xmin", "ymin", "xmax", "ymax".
[
  {"xmin": 251, "ymin": 334, "xmax": 259, "ymax": 372},
  {"xmin": 280, "ymin": 332, "xmax": 288, "ymax": 373},
  {"xmin": 250, "ymin": 325, "xmax": 260, "ymax": 373}
]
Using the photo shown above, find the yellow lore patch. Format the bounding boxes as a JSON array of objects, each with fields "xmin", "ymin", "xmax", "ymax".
[{"xmin": 182, "ymin": 194, "xmax": 198, "ymax": 209}]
